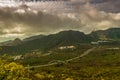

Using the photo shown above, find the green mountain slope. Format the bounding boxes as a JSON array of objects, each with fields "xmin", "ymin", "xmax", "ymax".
[
  {"xmin": 1, "ymin": 28, "xmax": 120, "ymax": 54},
  {"xmin": 19, "ymin": 30, "xmax": 92, "ymax": 51},
  {"xmin": 90, "ymin": 28, "xmax": 120, "ymax": 41},
  {"xmin": 23, "ymin": 35, "xmax": 45, "ymax": 42}
]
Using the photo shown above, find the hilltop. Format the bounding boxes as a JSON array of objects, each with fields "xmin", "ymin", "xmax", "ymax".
[{"xmin": 0, "ymin": 28, "xmax": 120, "ymax": 54}]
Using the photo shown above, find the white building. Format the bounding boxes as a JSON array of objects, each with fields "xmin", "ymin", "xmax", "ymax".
[{"xmin": 58, "ymin": 45, "xmax": 76, "ymax": 50}]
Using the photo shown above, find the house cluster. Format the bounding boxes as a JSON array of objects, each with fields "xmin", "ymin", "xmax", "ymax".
[
  {"xmin": 13, "ymin": 55, "xmax": 24, "ymax": 60},
  {"xmin": 91, "ymin": 40, "xmax": 111, "ymax": 45},
  {"xmin": 107, "ymin": 47, "xmax": 120, "ymax": 50},
  {"xmin": 58, "ymin": 45, "xmax": 76, "ymax": 50}
]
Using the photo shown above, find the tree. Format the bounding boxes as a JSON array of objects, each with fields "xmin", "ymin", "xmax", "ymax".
[{"xmin": 0, "ymin": 59, "xmax": 31, "ymax": 80}]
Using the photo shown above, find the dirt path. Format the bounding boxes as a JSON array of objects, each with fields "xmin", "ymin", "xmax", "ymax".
[
  {"xmin": 25, "ymin": 47, "xmax": 96, "ymax": 68},
  {"xmin": 66, "ymin": 47, "xmax": 96, "ymax": 62}
]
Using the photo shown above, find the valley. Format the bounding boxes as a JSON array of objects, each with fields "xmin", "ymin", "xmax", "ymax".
[
  {"xmin": 28, "ymin": 45, "xmax": 120, "ymax": 80},
  {"xmin": 0, "ymin": 28, "xmax": 120, "ymax": 80},
  {"xmin": 0, "ymin": 0, "xmax": 120, "ymax": 79}
]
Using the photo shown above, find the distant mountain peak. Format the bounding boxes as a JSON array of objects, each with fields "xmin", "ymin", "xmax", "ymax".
[
  {"xmin": 12, "ymin": 38, "xmax": 22, "ymax": 46},
  {"xmin": 14, "ymin": 38, "xmax": 22, "ymax": 42},
  {"xmin": 58, "ymin": 30, "xmax": 85, "ymax": 35},
  {"xmin": 90, "ymin": 27, "xmax": 120, "ymax": 41},
  {"xmin": 1, "ymin": 28, "xmax": 120, "ymax": 54}
]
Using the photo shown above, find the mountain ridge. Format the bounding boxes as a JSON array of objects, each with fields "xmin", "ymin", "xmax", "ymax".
[
  {"xmin": 0, "ymin": 28, "xmax": 120, "ymax": 54},
  {"xmin": 90, "ymin": 28, "xmax": 120, "ymax": 41}
]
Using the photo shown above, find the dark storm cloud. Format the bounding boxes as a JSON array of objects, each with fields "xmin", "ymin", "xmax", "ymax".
[
  {"xmin": 67, "ymin": 0, "xmax": 120, "ymax": 33},
  {"xmin": 0, "ymin": 0, "xmax": 120, "ymax": 42},
  {"xmin": 0, "ymin": 7, "xmax": 82, "ymax": 41},
  {"xmin": 90, "ymin": 0, "xmax": 120, "ymax": 13}
]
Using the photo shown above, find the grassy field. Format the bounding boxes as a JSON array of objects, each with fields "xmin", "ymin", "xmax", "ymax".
[
  {"xmin": 17, "ymin": 46, "xmax": 89, "ymax": 66},
  {"xmin": 26, "ymin": 45, "xmax": 120, "ymax": 80},
  {"xmin": 2, "ymin": 45, "xmax": 120, "ymax": 80}
]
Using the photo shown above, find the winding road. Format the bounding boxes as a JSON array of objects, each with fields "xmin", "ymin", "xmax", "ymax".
[{"xmin": 25, "ymin": 47, "xmax": 96, "ymax": 69}]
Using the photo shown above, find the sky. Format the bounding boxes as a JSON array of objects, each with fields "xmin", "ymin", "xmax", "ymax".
[{"xmin": 0, "ymin": 0, "xmax": 120, "ymax": 42}]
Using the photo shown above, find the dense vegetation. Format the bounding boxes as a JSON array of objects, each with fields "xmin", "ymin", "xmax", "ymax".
[
  {"xmin": 1, "ymin": 45, "xmax": 120, "ymax": 80},
  {"xmin": 1, "ymin": 28, "xmax": 120, "ymax": 54},
  {"xmin": 1, "ymin": 28, "xmax": 120, "ymax": 79},
  {"xmin": 0, "ymin": 59, "xmax": 30, "ymax": 80},
  {"xmin": 30, "ymin": 45, "xmax": 120, "ymax": 80}
]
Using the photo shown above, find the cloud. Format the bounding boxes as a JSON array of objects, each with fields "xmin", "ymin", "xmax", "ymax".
[
  {"xmin": 0, "ymin": 0, "xmax": 120, "ymax": 42},
  {"xmin": 0, "ymin": 7, "xmax": 83, "ymax": 42},
  {"xmin": 67, "ymin": 1, "xmax": 120, "ymax": 33},
  {"xmin": 90, "ymin": 0, "xmax": 120, "ymax": 13}
]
